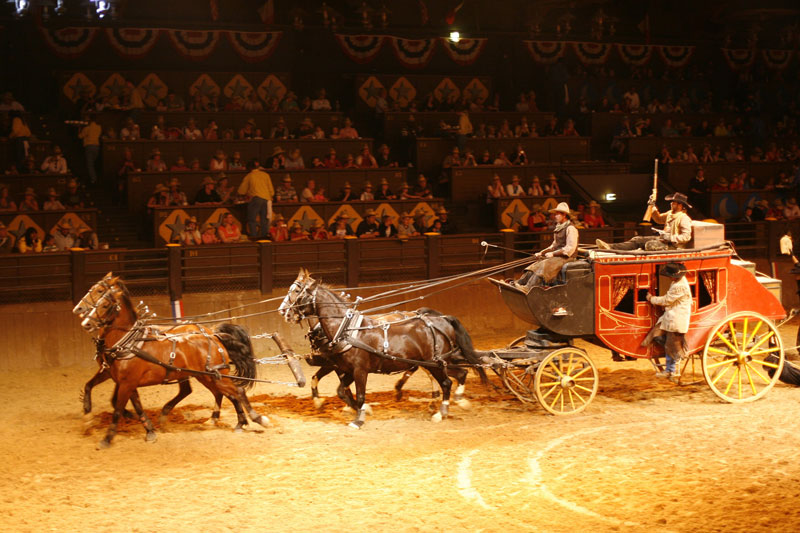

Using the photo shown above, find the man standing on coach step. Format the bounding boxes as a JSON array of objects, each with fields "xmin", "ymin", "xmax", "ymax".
[{"xmin": 238, "ymin": 159, "xmax": 274, "ymax": 240}]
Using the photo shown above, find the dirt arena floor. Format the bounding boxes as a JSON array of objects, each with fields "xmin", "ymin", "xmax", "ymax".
[{"xmin": 3, "ymin": 318, "xmax": 800, "ymax": 533}]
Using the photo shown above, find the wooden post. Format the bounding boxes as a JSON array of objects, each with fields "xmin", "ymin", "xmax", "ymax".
[
  {"xmin": 70, "ymin": 248, "xmax": 86, "ymax": 305},
  {"xmin": 258, "ymin": 240, "xmax": 273, "ymax": 294},
  {"xmin": 166, "ymin": 243, "xmax": 182, "ymax": 301},
  {"xmin": 426, "ymin": 233, "xmax": 441, "ymax": 279},
  {"xmin": 345, "ymin": 237, "xmax": 360, "ymax": 287}
]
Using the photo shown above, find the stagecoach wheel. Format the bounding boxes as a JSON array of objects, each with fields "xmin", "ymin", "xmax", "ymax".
[
  {"xmin": 502, "ymin": 358, "xmax": 538, "ymax": 404},
  {"xmin": 506, "ymin": 336, "xmax": 527, "ymax": 349},
  {"xmin": 677, "ymin": 354, "xmax": 704, "ymax": 386},
  {"xmin": 702, "ymin": 311, "xmax": 784, "ymax": 403},
  {"xmin": 534, "ymin": 348, "xmax": 598, "ymax": 415}
]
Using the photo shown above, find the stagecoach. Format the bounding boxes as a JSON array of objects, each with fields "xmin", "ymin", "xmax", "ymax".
[{"xmin": 488, "ymin": 226, "xmax": 788, "ymax": 415}]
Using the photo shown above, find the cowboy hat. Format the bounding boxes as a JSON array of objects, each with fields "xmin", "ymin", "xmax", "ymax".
[
  {"xmin": 46, "ymin": 187, "xmax": 58, "ymax": 196},
  {"xmin": 588, "ymin": 200, "xmax": 600, "ymax": 207},
  {"xmin": 549, "ymin": 202, "xmax": 571, "ymax": 216},
  {"xmin": 436, "ymin": 207, "xmax": 448, "ymax": 215},
  {"xmin": 272, "ymin": 146, "xmax": 285, "ymax": 156},
  {"xmin": 532, "ymin": 176, "xmax": 540, "ymax": 183},
  {"xmin": 399, "ymin": 182, "xmax": 409, "ymax": 189},
  {"xmin": 24, "ymin": 187, "xmax": 36, "ymax": 196},
  {"xmin": 201, "ymin": 223, "xmax": 215, "ymax": 232},
  {"xmin": 186, "ymin": 216, "xmax": 197, "ymax": 224},
  {"xmin": 343, "ymin": 181, "xmax": 351, "ymax": 189},
  {"xmin": 0, "ymin": 221, "xmax": 6, "ymax": 229},
  {"xmin": 364, "ymin": 208, "xmax": 377, "ymax": 217},
  {"xmin": 273, "ymin": 213, "xmax": 285, "ymax": 221},
  {"xmin": 659, "ymin": 262, "xmax": 687, "ymax": 279},
  {"xmin": 282, "ymin": 175, "xmax": 293, "ymax": 182},
  {"xmin": 715, "ymin": 177, "xmax": 729, "ymax": 186},
  {"xmin": 201, "ymin": 176, "xmax": 216, "ymax": 186},
  {"xmin": 168, "ymin": 177, "xmax": 181, "ymax": 186},
  {"xmin": 665, "ymin": 192, "xmax": 692, "ymax": 209},
  {"xmin": 154, "ymin": 184, "xmax": 169, "ymax": 193},
  {"xmin": 380, "ymin": 178, "xmax": 389, "ymax": 185},
  {"xmin": 363, "ymin": 181, "xmax": 372, "ymax": 188},
  {"xmin": 400, "ymin": 211, "xmax": 412, "ymax": 218}
]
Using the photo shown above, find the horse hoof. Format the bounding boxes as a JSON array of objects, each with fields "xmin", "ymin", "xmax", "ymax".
[
  {"xmin": 234, "ymin": 427, "xmax": 244, "ymax": 434},
  {"xmin": 431, "ymin": 412, "xmax": 443, "ymax": 423},
  {"xmin": 96, "ymin": 439, "xmax": 111, "ymax": 450},
  {"xmin": 158, "ymin": 414, "xmax": 168, "ymax": 427},
  {"xmin": 348, "ymin": 420, "xmax": 364, "ymax": 429},
  {"xmin": 256, "ymin": 416, "xmax": 272, "ymax": 429},
  {"xmin": 145, "ymin": 432, "xmax": 157, "ymax": 443},
  {"xmin": 456, "ymin": 398, "xmax": 471, "ymax": 409},
  {"xmin": 313, "ymin": 397, "xmax": 325, "ymax": 410},
  {"xmin": 83, "ymin": 413, "xmax": 94, "ymax": 427},
  {"xmin": 363, "ymin": 404, "xmax": 373, "ymax": 415}
]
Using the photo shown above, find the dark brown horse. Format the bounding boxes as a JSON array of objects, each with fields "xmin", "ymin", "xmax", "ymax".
[
  {"xmin": 279, "ymin": 269, "xmax": 486, "ymax": 428},
  {"xmin": 76, "ymin": 276, "xmax": 272, "ymax": 448}
]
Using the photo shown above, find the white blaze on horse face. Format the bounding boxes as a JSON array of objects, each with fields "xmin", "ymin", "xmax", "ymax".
[{"xmin": 279, "ymin": 281, "xmax": 302, "ymax": 321}]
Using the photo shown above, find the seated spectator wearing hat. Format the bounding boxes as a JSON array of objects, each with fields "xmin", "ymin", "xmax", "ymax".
[
  {"xmin": 528, "ymin": 176, "xmax": 544, "ymax": 196},
  {"xmin": 343, "ymin": 153, "xmax": 358, "ymax": 169},
  {"xmin": 356, "ymin": 209, "xmax": 380, "ymax": 238},
  {"xmin": 203, "ymin": 119, "xmax": 219, "ymax": 140},
  {"xmin": 19, "ymin": 187, "xmax": 39, "ymax": 212},
  {"xmin": 146, "ymin": 149, "xmax": 167, "ymax": 172},
  {"xmin": 336, "ymin": 182, "xmax": 355, "ymax": 202},
  {"xmin": 217, "ymin": 213, "xmax": 242, "ymax": 243},
  {"xmin": 360, "ymin": 181, "xmax": 375, "ymax": 201},
  {"xmin": 784, "ymin": 198, "xmax": 800, "ymax": 221},
  {"xmin": 544, "ymin": 173, "xmax": 561, "ymax": 195},
  {"xmin": 275, "ymin": 175, "xmax": 298, "ymax": 203},
  {"xmin": 356, "ymin": 144, "xmax": 378, "ymax": 168},
  {"xmin": 506, "ymin": 175, "xmax": 525, "ymax": 197},
  {"xmin": 527, "ymin": 204, "xmax": 547, "ymax": 232},
  {"xmin": 17, "ymin": 227, "xmax": 42, "ymax": 253},
  {"xmin": 201, "ymin": 223, "xmax": 220, "ymax": 245},
  {"xmin": 167, "ymin": 177, "xmax": 188, "ymax": 206},
  {"xmin": 644, "ymin": 262, "xmax": 691, "ymax": 380},
  {"xmin": 300, "ymin": 179, "xmax": 317, "ymax": 202},
  {"xmin": 493, "ymin": 151, "xmax": 513, "ymax": 166},
  {"xmin": 598, "ymin": 193, "xmax": 693, "ymax": 251},
  {"xmin": 269, "ymin": 214, "xmax": 289, "ymax": 242},
  {"xmin": 53, "ymin": 222, "xmax": 76, "ymax": 251},
  {"xmin": 284, "ymin": 148, "xmax": 305, "ymax": 170},
  {"xmin": 147, "ymin": 184, "xmax": 169, "ymax": 211},
  {"xmin": 77, "ymin": 228, "xmax": 99, "ymax": 250},
  {"xmin": 0, "ymin": 222, "xmax": 12, "ymax": 253},
  {"xmin": 412, "ymin": 175, "xmax": 433, "ymax": 199},
  {"xmin": 43, "ymin": 188, "xmax": 66, "ymax": 211},
  {"xmin": 324, "ymin": 148, "xmax": 343, "ymax": 168},
  {"xmin": 289, "ymin": 222, "xmax": 310, "ymax": 241},
  {"xmin": 375, "ymin": 178, "xmax": 396, "ymax": 200},
  {"xmin": 767, "ymin": 199, "xmax": 785, "ymax": 220},
  {"xmin": 397, "ymin": 212, "xmax": 420, "ymax": 238},
  {"xmin": 40, "ymin": 145, "xmax": 69, "ymax": 174},
  {"xmin": 329, "ymin": 215, "xmax": 354, "ymax": 239},
  {"xmin": 266, "ymin": 147, "xmax": 286, "ymax": 170},
  {"xmin": 584, "ymin": 201, "xmax": 605, "ymax": 228},
  {"xmin": 183, "ymin": 118, "xmax": 202, "ymax": 140},
  {"xmin": 688, "ymin": 167, "xmax": 709, "ymax": 209},
  {"xmin": 0, "ymin": 185, "xmax": 18, "ymax": 212},
  {"xmin": 711, "ymin": 177, "xmax": 729, "ymax": 191},
  {"xmin": 21, "ymin": 154, "xmax": 38, "ymax": 175},
  {"xmin": 194, "ymin": 176, "xmax": 222, "ymax": 205},
  {"xmin": 309, "ymin": 221, "xmax": 330, "ymax": 240},
  {"xmin": 434, "ymin": 207, "xmax": 456, "ymax": 235},
  {"xmin": 295, "ymin": 117, "xmax": 315, "ymax": 139},
  {"xmin": 442, "ymin": 147, "xmax": 462, "ymax": 171},
  {"xmin": 42, "ymin": 234, "xmax": 59, "ymax": 253},
  {"xmin": 61, "ymin": 179, "xmax": 88, "ymax": 209},
  {"xmin": 487, "ymin": 174, "xmax": 506, "ymax": 202},
  {"xmin": 210, "ymin": 150, "xmax": 228, "ymax": 171},
  {"xmin": 170, "ymin": 156, "xmax": 190, "ymax": 172},
  {"xmin": 517, "ymin": 202, "xmax": 579, "ymax": 289},
  {"xmin": 216, "ymin": 174, "xmax": 234, "ymax": 204},
  {"xmin": 378, "ymin": 214, "xmax": 398, "ymax": 238},
  {"xmin": 376, "ymin": 144, "xmax": 398, "ymax": 168},
  {"xmin": 338, "ymin": 118, "xmax": 359, "ymax": 140},
  {"xmin": 398, "ymin": 182, "xmax": 413, "ymax": 200},
  {"xmin": 239, "ymin": 118, "xmax": 258, "ymax": 140},
  {"xmin": 270, "ymin": 117, "xmax": 290, "ymax": 139},
  {"xmin": 179, "ymin": 216, "xmax": 202, "ymax": 246}
]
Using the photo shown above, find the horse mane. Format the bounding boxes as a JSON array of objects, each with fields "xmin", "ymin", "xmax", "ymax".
[{"xmin": 111, "ymin": 277, "xmax": 137, "ymax": 319}]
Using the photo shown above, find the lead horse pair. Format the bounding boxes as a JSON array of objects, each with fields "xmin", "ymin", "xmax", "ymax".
[{"xmin": 279, "ymin": 269, "xmax": 487, "ymax": 428}]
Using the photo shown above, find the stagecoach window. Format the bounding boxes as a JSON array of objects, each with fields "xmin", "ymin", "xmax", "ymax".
[
  {"xmin": 612, "ymin": 276, "xmax": 636, "ymax": 315},
  {"xmin": 698, "ymin": 270, "xmax": 717, "ymax": 309}
]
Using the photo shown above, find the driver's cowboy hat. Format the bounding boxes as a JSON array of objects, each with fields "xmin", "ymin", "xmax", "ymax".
[
  {"xmin": 549, "ymin": 202, "xmax": 572, "ymax": 216},
  {"xmin": 665, "ymin": 192, "xmax": 692, "ymax": 209},
  {"xmin": 659, "ymin": 262, "xmax": 687, "ymax": 279}
]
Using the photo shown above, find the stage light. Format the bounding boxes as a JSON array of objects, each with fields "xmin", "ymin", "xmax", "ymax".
[
  {"xmin": 449, "ymin": 31, "xmax": 460, "ymax": 43},
  {"xmin": 605, "ymin": 193, "xmax": 617, "ymax": 201},
  {"xmin": 8, "ymin": 0, "xmax": 30, "ymax": 17}
]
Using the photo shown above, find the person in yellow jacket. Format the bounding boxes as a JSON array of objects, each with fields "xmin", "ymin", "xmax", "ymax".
[
  {"xmin": 237, "ymin": 159, "xmax": 275, "ymax": 240},
  {"xmin": 78, "ymin": 115, "xmax": 102, "ymax": 184}
]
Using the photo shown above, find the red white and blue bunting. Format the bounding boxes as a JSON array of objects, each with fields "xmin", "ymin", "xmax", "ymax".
[
  {"xmin": 721, "ymin": 48, "xmax": 756, "ymax": 71},
  {"xmin": 616, "ymin": 44, "xmax": 652, "ymax": 66},
  {"xmin": 105, "ymin": 28, "xmax": 161, "ymax": 60},
  {"xmin": 438, "ymin": 37, "xmax": 487, "ymax": 66},
  {"xmin": 657, "ymin": 45, "xmax": 695, "ymax": 68},
  {"xmin": 166, "ymin": 30, "xmax": 221, "ymax": 61},
  {"xmin": 572, "ymin": 42, "xmax": 612, "ymax": 65},
  {"xmin": 390, "ymin": 37, "xmax": 437, "ymax": 68},
  {"xmin": 226, "ymin": 31, "xmax": 283, "ymax": 63},
  {"xmin": 523, "ymin": 41, "xmax": 566, "ymax": 64},
  {"xmin": 761, "ymin": 49, "xmax": 794, "ymax": 70},
  {"xmin": 335, "ymin": 34, "xmax": 387, "ymax": 64},
  {"xmin": 38, "ymin": 26, "xmax": 99, "ymax": 59}
]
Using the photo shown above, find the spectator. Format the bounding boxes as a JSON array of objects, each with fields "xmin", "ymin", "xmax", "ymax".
[
  {"xmin": 688, "ymin": 168, "xmax": 710, "ymax": 209},
  {"xmin": 356, "ymin": 209, "xmax": 380, "ymax": 238},
  {"xmin": 561, "ymin": 119, "xmax": 579, "ymax": 136},
  {"xmin": 40, "ymin": 146, "xmax": 69, "ymax": 174},
  {"xmin": 239, "ymin": 118, "xmax": 257, "ymax": 140},
  {"xmin": 8, "ymin": 110, "xmax": 32, "ymax": 167},
  {"xmin": 61, "ymin": 178, "xmax": 88, "ymax": 208},
  {"xmin": 360, "ymin": 181, "xmax": 374, "ymax": 201},
  {"xmin": 413, "ymin": 210, "xmax": 430, "ymax": 233},
  {"xmin": 462, "ymin": 148, "xmax": 477, "ymax": 167},
  {"xmin": 343, "ymin": 154, "xmax": 358, "ymax": 169},
  {"xmin": 477, "ymin": 150, "xmax": 493, "ymax": 165},
  {"xmin": 528, "ymin": 176, "xmax": 544, "ymax": 196},
  {"xmin": 506, "ymin": 175, "xmax": 524, "ymax": 197},
  {"xmin": 120, "ymin": 118, "xmax": 141, "ymax": 141},
  {"xmin": 179, "ymin": 216, "xmax": 202, "ymax": 245},
  {"xmin": 284, "ymin": 148, "xmax": 305, "ymax": 170},
  {"xmin": 785, "ymin": 198, "xmax": 800, "ymax": 221},
  {"xmin": 170, "ymin": 156, "xmax": 190, "ymax": 172},
  {"xmin": 412, "ymin": 175, "xmax": 433, "ymax": 199},
  {"xmin": 311, "ymin": 88, "xmax": 332, "ymax": 111},
  {"xmin": 584, "ymin": 201, "xmax": 606, "ymax": 228},
  {"xmin": 228, "ymin": 152, "xmax": 246, "ymax": 170},
  {"xmin": 77, "ymin": 228, "xmax": 99, "ymax": 250},
  {"xmin": 515, "ymin": 117, "xmax": 532, "ymax": 138},
  {"xmin": 238, "ymin": 159, "xmax": 275, "ymax": 239},
  {"xmin": 442, "ymin": 147, "xmax": 462, "ymax": 170},
  {"xmin": 214, "ymin": 175, "xmax": 233, "ymax": 204},
  {"xmin": 183, "ymin": 118, "xmax": 202, "ymax": 140},
  {"xmin": 19, "ymin": 187, "xmax": 39, "ymax": 211},
  {"xmin": 356, "ymin": 144, "xmax": 378, "ymax": 168},
  {"xmin": 165, "ymin": 93, "xmax": 185, "ymax": 111},
  {"xmin": 0, "ymin": 221, "xmax": 12, "ymax": 253},
  {"xmin": 0, "ymin": 185, "xmax": 17, "ymax": 211},
  {"xmin": 300, "ymin": 179, "xmax": 317, "ymax": 202},
  {"xmin": 265, "ymin": 147, "xmax": 286, "ymax": 170},
  {"xmin": 146, "ymin": 149, "xmax": 167, "ymax": 172},
  {"xmin": 43, "ymin": 188, "xmax": 66, "ymax": 210},
  {"xmin": 289, "ymin": 222, "xmax": 310, "ymax": 241},
  {"xmin": 377, "ymin": 214, "xmax": 398, "ymax": 238},
  {"xmin": 398, "ymin": 182, "xmax": 413, "ymax": 200},
  {"xmin": 16, "ymin": 227, "xmax": 41, "ymax": 253},
  {"xmin": 53, "ymin": 222, "xmax": 76, "ymax": 250},
  {"xmin": 713, "ymin": 118, "xmax": 729, "ymax": 137},
  {"xmin": 203, "ymin": 119, "xmax": 219, "ymax": 140},
  {"xmin": 660, "ymin": 119, "xmax": 679, "ymax": 137},
  {"xmin": 543, "ymin": 117, "xmax": 559, "ymax": 137},
  {"xmin": 78, "ymin": 115, "xmax": 102, "ymax": 184},
  {"xmin": 487, "ymin": 174, "xmax": 506, "ymax": 201},
  {"xmin": 243, "ymin": 91, "xmax": 263, "ymax": 112},
  {"xmin": 527, "ymin": 204, "xmax": 548, "ymax": 232},
  {"xmin": 324, "ymin": 148, "xmax": 343, "ymax": 168},
  {"xmin": 312, "ymin": 186, "xmax": 327, "ymax": 202},
  {"xmin": 696, "ymin": 120, "xmax": 712, "ymax": 137},
  {"xmin": 456, "ymin": 111, "xmax": 473, "ymax": 150},
  {"xmin": 497, "ymin": 119, "xmax": 514, "ymax": 139},
  {"xmin": 280, "ymin": 91, "xmax": 299, "ymax": 112},
  {"xmin": 200, "ymin": 223, "xmax": 220, "ymax": 244},
  {"xmin": 338, "ymin": 118, "xmax": 359, "ymax": 139},
  {"xmin": 515, "ymin": 93, "xmax": 529, "ymax": 112},
  {"xmin": 375, "ymin": 178, "xmax": 395, "ymax": 200},
  {"xmin": 711, "ymin": 177, "xmax": 729, "ymax": 191},
  {"xmin": 544, "ymin": 174, "xmax": 562, "ymax": 195},
  {"xmin": 336, "ymin": 182, "xmax": 355, "ymax": 201},
  {"xmin": 767, "ymin": 199, "xmax": 785, "ymax": 220},
  {"xmin": 0, "ymin": 91, "xmax": 24, "ymax": 112},
  {"xmin": 275, "ymin": 175, "xmax": 298, "ymax": 202},
  {"xmin": 167, "ymin": 177, "xmax": 188, "ymax": 206},
  {"xmin": 309, "ymin": 221, "xmax": 330, "ymax": 240},
  {"xmin": 329, "ymin": 215, "xmax": 354, "ymax": 239},
  {"xmin": 295, "ymin": 117, "xmax": 315, "ymax": 138},
  {"xmin": 396, "ymin": 212, "xmax": 419, "ymax": 237},
  {"xmin": 435, "ymin": 207, "xmax": 456, "ymax": 235},
  {"xmin": 510, "ymin": 144, "xmax": 529, "ymax": 165},
  {"xmin": 493, "ymin": 151, "xmax": 512, "ymax": 166},
  {"xmin": 217, "ymin": 212, "xmax": 242, "ymax": 243},
  {"xmin": 194, "ymin": 176, "xmax": 222, "ymax": 205},
  {"xmin": 376, "ymin": 144, "xmax": 397, "ymax": 167},
  {"xmin": 42, "ymin": 234, "xmax": 59, "ymax": 253},
  {"xmin": 21, "ymin": 155, "xmax": 38, "ymax": 175},
  {"xmin": 623, "ymin": 86, "xmax": 641, "ymax": 112}
]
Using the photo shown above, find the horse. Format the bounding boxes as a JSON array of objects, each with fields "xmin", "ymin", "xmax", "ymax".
[
  {"xmin": 279, "ymin": 269, "xmax": 487, "ymax": 428},
  {"xmin": 75, "ymin": 275, "xmax": 272, "ymax": 448}
]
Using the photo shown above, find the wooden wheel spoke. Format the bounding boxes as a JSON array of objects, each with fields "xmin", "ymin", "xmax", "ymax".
[
  {"xmin": 540, "ymin": 371, "xmax": 559, "ymax": 380},
  {"xmin": 547, "ymin": 361, "xmax": 565, "ymax": 378},
  {"xmin": 537, "ymin": 381, "xmax": 561, "ymax": 389},
  {"xmin": 569, "ymin": 365, "xmax": 592, "ymax": 379},
  {"xmin": 745, "ymin": 362, "xmax": 772, "ymax": 384},
  {"xmin": 757, "ymin": 359, "xmax": 780, "ymax": 369},
  {"xmin": 572, "ymin": 377, "xmax": 597, "ymax": 382},
  {"xmin": 549, "ymin": 388, "xmax": 563, "ymax": 410},
  {"xmin": 744, "ymin": 320, "xmax": 763, "ymax": 348},
  {"xmin": 744, "ymin": 364, "xmax": 758, "ymax": 396},
  {"xmin": 567, "ymin": 389, "xmax": 576, "ymax": 411},
  {"xmin": 573, "ymin": 384, "xmax": 594, "ymax": 393},
  {"xmin": 723, "ymin": 366, "xmax": 739, "ymax": 396},
  {"xmin": 708, "ymin": 346, "xmax": 736, "ymax": 357},
  {"xmin": 728, "ymin": 321, "xmax": 740, "ymax": 351},
  {"xmin": 749, "ymin": 331, "xmax": 775, "ymax": 352},
  {"xmin": 707, "ymin": 358, "xmax": 736, "ymax": 370},
  {"xmin": 748, "ymin": 346, "xmax": 781, "ymax": 357},
  {"xmin": 738, "ymin": 364, "xmax": 743, "ymax": 399},
  {"xmin": 571, "ymin": 389, "xmax": 588, "ymax": 405},
  {"xmin": 711, "ymin": 363, "xmax": 733, "ymax": 386},
  {"xmin": 714, "ymin": 331, "xmax": 739, "ymax": 353},
  {"xmin": 540, "ymin": 382, "xmax": 559, "ymax": 400}
]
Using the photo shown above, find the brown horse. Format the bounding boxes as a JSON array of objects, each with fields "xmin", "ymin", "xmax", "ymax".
[
  {"xmin": 76, "ymin": 276, "xmax": 272, "ymax": 448},
  {"xmin": 279, "ymin": 269, "xmax": 486, "ymax": 428}
]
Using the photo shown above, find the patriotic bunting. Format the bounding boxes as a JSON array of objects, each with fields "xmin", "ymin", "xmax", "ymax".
[
  {"xmin": 721, "ymin": 48, "xmax": 756, "ymax": 71},
  {"xmin": 657, "ymin": 45, "xmax": 695, "ymax": 68},
  {"xmin": 167, "ymin": 30, "xmax": 221, "ymax": 61},
  {"xmin": 226, "ymin": 31, "xmax": 283, "ymax": 63},
  {"xmin": 38, "ymin": 26, "xmax": 99, "ymax": 59},
  {"xmin": 572, "ymin": 42, "xmax": 612, "ymax": 65},
  {"xmin": 105, "ymin": 28, "xmax": 161, "ymax": 60},
  {"xmin": 390, "ymin": 37, "xmax": 436, "ymax": 68},
  {"xmin": 439, "ymin": 37, "xmax": 487, "ymax": 66},
  {"xmin": 523, "ymin": 41, "xmax": 566, "ymax": 64},
  {"xmin": 616, "ymin": 44, "xmax": 652, "ymax": 66},
  {"xmin": 761, "ymin": 49, "xmax": 794, "ymax": 70},
  {"xmin": 335, "ymin": 34, "xmax": 387, "ymax": 64}
]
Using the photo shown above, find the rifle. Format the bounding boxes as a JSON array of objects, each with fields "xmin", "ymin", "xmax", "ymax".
[{"xmin": 643, "ymin": 159, "xmax": 658, "ymax": 222}]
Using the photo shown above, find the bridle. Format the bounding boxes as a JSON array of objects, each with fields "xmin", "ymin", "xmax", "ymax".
[
  {"xmin": 280, "ymin": 280, "xmax": 318, "ymax": 323},
  {"xmin": 73, "ymin": 277, "xmax": 115, "ymax": 317},
  {"xmin": 80, "ymin": 285, "xmax": 123, "ymax": 333}
]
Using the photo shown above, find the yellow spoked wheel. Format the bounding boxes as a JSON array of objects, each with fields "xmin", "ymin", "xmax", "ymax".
[
  {"xmin": 502, "ymin": 358, "xmax": 538, "ymax": 404},
  {"xmin": 678, "ymin": 354, "xmax": 704, "ymax": 386},
  {"xmin": 702, "ymin": 311, "xmax": 784, "ymax": 403},
  {"xmin": 534, "ymin": 348, "xmax": 599, "ymax": 415}
]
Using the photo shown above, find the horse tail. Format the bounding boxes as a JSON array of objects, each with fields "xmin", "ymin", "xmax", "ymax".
[
  {"xmin": 441, "ymin": 316, "xmax": 489, "ymax": 385},
  {"xmin": 214, "ymin": 324, "xmax": 256, "ymax": 390}
]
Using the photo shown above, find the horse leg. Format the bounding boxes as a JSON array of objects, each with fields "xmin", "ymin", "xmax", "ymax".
[
  {"xmin": 348, "ymin": 368, "xmax": 369, "ymax": 429},
  {"xmin": 232, "ymin": 386, "xmax": 274, "ymax": 430},
  {"xmin": 129, "ymin": 390, "xmax": 157, "ymax": 443},
  {"xmin": 208, "ymin": 390, "xmax": 224, "ymax": 426},
  {"xmin": 311, "ymin": 365, "xmax": 336, "ymax": 409},
  {"xmin": 450, "ymin": 367, "xmax": 471, "ymax": 408},
  {"xmin": 428, "ymin": 368, "xmax": 453, "ymax": 423},
  {"xmin": 82, "ymin": 367, "xmax": 108, "ymax": 417},
  {"xmin": 110, "ymin": 383, "xmax": 137, "ymax": 420},
  {"xmin": 335, "ymin": 371, "xmax": 372, "ymax": 414},
  {"xmin": 159, "ymin": 379, "xmax": 192, "ymax": 428},
  {"xmin": 394, "ymin": 368, "xmax": 415, "ymax": 401},
  {"xmin": 98, "ymin": 382, "xmax": 135, "ymax": 449}
]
